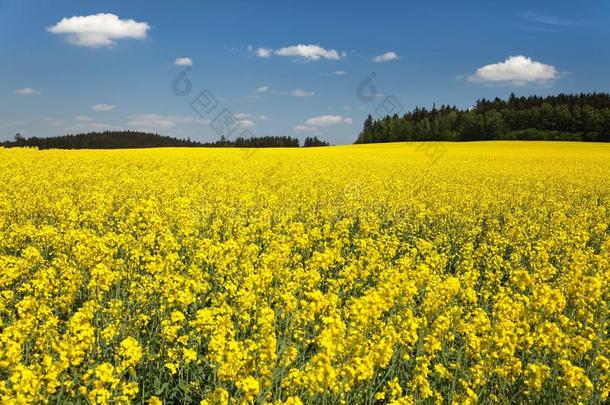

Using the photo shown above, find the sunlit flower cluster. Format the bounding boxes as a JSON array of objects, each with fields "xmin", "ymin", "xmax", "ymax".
[{"xmin": 0, "ymin": 142, "xmax": 608, "ymax": 403}]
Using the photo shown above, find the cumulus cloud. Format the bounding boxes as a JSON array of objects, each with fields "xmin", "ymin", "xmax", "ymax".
[
  {"xmin": 256, "ymin": 47, "xmax": 273, "ymax": 58},
  {"xmin": 294, "ymin": 125, "xmax": 319, "ymax": 134},
  {"xmin": 294, "ymin": 114, "xmax": 351, "ymax": 136},
  {"xmin": 235, "ymin": 112, "xmax": 267, "ymax": 120},
  {"xmin": 237, "ymin": 119, "xmax": 255, "ymax": 128},
  {"xmin": 275, "ymin": 44, "xmax": 343, "ymax": 60},
  {"xmin": 59, "ymin": 121, "xmax": 123, "ymax": 133},
  {"xmin": 305, "ymin": 115, "xmax": 352, "ymax": 126},
  {"xmin": 248, "ymin": 44, "xmax": 345, "ymax": 61},
  {"xmin": 128, "ymin": 114, "xmax": 177, "ymax": 129},
  {"xmin": 290, "ymin": 89, "xmax": 315, "ymax": 97},
  {"xmin": 174, "ymin": 57, "xmax": 193, "ymax": 66},
  {"xmin": 332, "ymin": 70, "xmax": 346, "ymax": 75},
  {"xmin": 47, "ymin": 13, "xmax": 150, "ymax": 48},
  {"xmin": 255, "ymin": 85, "xmax": 269, "ymax": 93},
  {"xmin": 76, "ymin": 122, "xmax": 117, "ymax": 130},
  {"xmin": 372, "ymin": 51, "xmax": 399, "ymax": 62},
  {"xmin": 248, "ymin": 46, "xmax": 273, "ymax": 58},
  {"xmin": 234, "ymin": 113, "xmax": 268, "ymax": 127},
  {"xmin": 468, "ymin": 55, "xmax": 559, "ymax": 85},
  {"xmin": 14, "ymin": 87, "xmax": 39, "ymax": 96},
  {"xmin": 91, "ymin": 104, "xmax": 116, "ymax": 112},
  {"xmin": 127, "ymin": 114, "xmax": 207, "ymax": 130},
  {"xmin": 521, "ymin": 12, "xmax": 575, "ymax": 27},
  {"xmin": 75, "ymin": 115, "xmax": 92, "ymax": 122}
]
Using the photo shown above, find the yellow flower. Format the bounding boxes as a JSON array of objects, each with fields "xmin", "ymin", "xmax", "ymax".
[
  {"xmin": 524, "ymin": 363, "xmax": 551, "ymax": 392},
  {"xmin": 237, "ymin": 376, "xmax": 260, "ymax": 402},
  {"xmin": 119, "ymin": 337, "xmax": 143, "ymax": 369},
  {"xmin": 164, "ymin": 363, "xmax": 178, "ymax": 375},
  {"xmin": 0, "ymin": 143, "xmax": 608, "ymax": 403},
  {"xmin": 148, "ymin": 396, "xmax": 163, "ymax": 405},
  {"xmin": 183, "ymin": 348, "xmax": 198, "ymax": 364}
]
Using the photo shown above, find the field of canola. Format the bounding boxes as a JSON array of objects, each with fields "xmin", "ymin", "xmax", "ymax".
[{"xmin": 0, "ymin": 142, "xmax": 609, "ymax": 404}]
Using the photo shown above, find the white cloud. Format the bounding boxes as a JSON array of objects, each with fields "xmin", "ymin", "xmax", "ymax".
[
  {"xmin": 14, "ymin": 87, "xmax": 39, "ymax": 96},
  {"xmin": 295, "ymin": 115, "xmax": 351, "ymax": 135},
  {"xmin": 248, "ymin": 44, "xmax": 344, "ymax": 61},
  {"xmin": 275, "ymin": 44, "xmax": 342, "ymax": 60},
  {"xmin": 234, "ymin": 113, "xmax": 268, "ymax": 125},
  {"xmin": 332, "ymin": 70, "xmax": 346, "ymax": 75},
  {"xmin": 468, "ymin": 55, "xmax": 559, "ymax": 85},
  {"xmin": 127, "ymin": 114, "xmax": 197, "ymax": 128},
  {"xmin": 521, "ymin": 12, "xmax": 575, "ymax": 27},
  {"xmin": 372, "ymin": 51, "xmax": 399, "ymax": 62},
  {"xmin": 59, "ymin": 121, "xmax": 123, "ymax": 133},
  {"xmin": 290, "ymin": 89, "xmax": 315, "ymax": 97},
  {"xmin": 254, "ymin": 47, "xmax": 273, "ymax": 58},
  {"xmin": 128, "ymin": 114, "xmax": 177, "ymax": 129},
  {"xmin": 75, "ymin": 115, "xmax": 92, "ymax": 122},
  {"xmin": 237, "ymin": 119, "xmax": 255, "ymax": 128},
  {"xmin": 305, "ymin": 115, "xmax": 352, "ymax": 126},
  {"xmin": 256, "ymin": 85, "xmax": 269, "ymax": 93},
  {"xmin": 174, "ymin": 57, "xmax": 193, "ymax": 66},
  {"xmin": 47, "ymin": 13, "xmax": 150, "ymax": 48},
  {"xmin": 127, "ymin": 114, "xmax": 208, "ymax": 130},
  {"xmin": 294, "ymin": 125, "xmax": 319, "ymax": 133},
  {"xmin": 76, "ymin": 122, "xmax": 116, "ymax": 130},
  {"xmin": 91, "ymin": 104, "xmax": 116, "ymax": 112}
]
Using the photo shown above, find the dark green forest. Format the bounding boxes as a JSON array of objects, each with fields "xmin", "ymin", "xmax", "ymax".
[
  {"xmin": 1, "ymin": 131, "xmax": 305, "ymax": 149},
  {"xmin": 357, "ymin": 93, "xmax": 610, "ymax": 143},
  {"xmin": 303, "ymin": 136, "xmax": 331, "ymax": 147}
]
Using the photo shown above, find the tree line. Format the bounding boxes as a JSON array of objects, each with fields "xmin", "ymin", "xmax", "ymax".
[
  {"xmin": 1, "ymin": 131, "xmax": 331, "ymax": 149},
  {"xmin": 303, "ymin": 136, "xmax": 331, "ymax": 147},
  {"xmin": 210, "ymin": 135, "xmax": 300, "ymax": 148},
  {"xmin": 356, "ymin": 93, "xmax": 610, "ymax": 143}
]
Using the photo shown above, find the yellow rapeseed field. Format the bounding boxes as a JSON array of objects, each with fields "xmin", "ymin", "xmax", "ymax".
[{"xmin": 0, "ymin": 141, "xmax": 609, "ymax": 404}]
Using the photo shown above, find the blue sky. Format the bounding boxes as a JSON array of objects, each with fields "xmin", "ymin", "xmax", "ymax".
[{"xmin": 2, "ymin": 0, "xmax": 610, "ymax": 144}]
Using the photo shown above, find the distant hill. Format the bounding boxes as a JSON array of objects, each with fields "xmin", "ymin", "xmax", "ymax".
[{"xmin": 1, "ymin": 131, "xmax": 303, "ymax": 149}]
